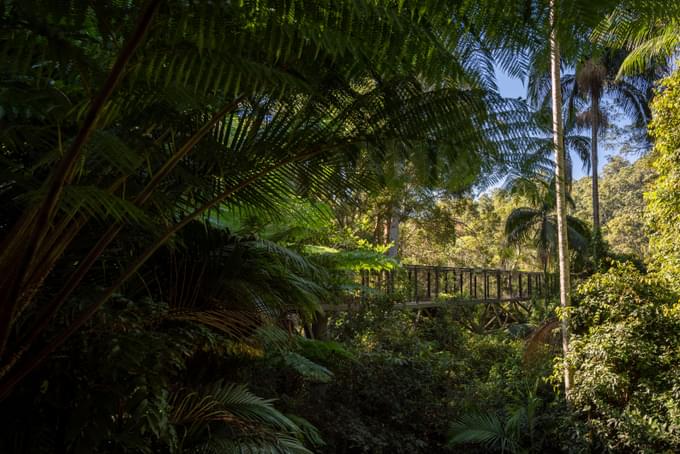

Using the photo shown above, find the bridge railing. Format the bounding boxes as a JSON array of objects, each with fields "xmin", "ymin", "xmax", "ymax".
[{"xmin": 357, "ymin": 265, "xmax": 557, "ymax": 304}]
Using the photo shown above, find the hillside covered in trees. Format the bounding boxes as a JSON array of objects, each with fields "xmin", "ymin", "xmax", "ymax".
[{"xmin": 0, "ymin": 1, "xmax": 679, "ymax": 453}]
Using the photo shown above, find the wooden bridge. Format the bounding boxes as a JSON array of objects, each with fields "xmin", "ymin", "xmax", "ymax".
[
  {"xmin": 304, "ymin": 265, "xmax": 559, "ymax": 337},
  {"xmin": 322, "ymin": 264, "xmax": 557, "ymax": 311}
]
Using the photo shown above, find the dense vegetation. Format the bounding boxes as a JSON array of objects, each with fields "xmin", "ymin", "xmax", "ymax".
[{"xmin": 0, "ymin": 0, "xmax": 679, "ymax": 452}]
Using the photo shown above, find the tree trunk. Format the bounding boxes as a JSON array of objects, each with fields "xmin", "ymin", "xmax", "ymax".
[
  {"xmin": 549, "ymin": 0, "xmax": 574, "ymax": 398},
  {"xmin": 373, "ymin": 215, "xmax": 384, "ymax": 244},
  {"xmin": 387, "ymin": 208, "xmax": 400, "ymax": 258},
  {"xmin": 591, "ymin": 94, "xmax": 600, "ymax": 232},
  {"xmin": 311, "ymin": 313, "xmax": 328, "ymax": 340}
]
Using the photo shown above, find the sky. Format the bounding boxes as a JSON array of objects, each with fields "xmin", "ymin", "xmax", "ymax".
[{"xmin": 495, "ymin": 69, "xmax": 526, "ymax": 102}]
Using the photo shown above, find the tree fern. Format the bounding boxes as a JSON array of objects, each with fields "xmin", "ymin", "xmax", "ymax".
[{"xmin": 0, "ymin": 0, "xmax": 568, "ymax": 397}]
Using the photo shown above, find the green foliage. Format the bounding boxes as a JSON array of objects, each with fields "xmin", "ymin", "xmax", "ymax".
[
  {"xmin": 172, "ymin": 381, "xmax": 316, "ymax": 454},
  {"xmin": 2, "ymin": 2, "xmax": 678, "ymax": 453},
  {"xmin": 135, "ymin": 222, "xmax": 329, "ymax": 322},
  {"xmin": 296, "ymin": 337, "xmax": 356, "ymax": 364},
  {"xmin": 397, "ymin": 189, "xmax": 541, "ymax": 269},
  {"xmin": 279, "ymin": 303, "xmax": 566, "ymax": 453},
  {"xmin": 450, "ymin": 412, "xmax": 520, "ymax": 453},
  {"xmin": 567, "ymin": 264, "xmax": 680, "ymax": 452},
  {"xmin": 646, "ymin": 68, "xmax": 680, "ymax": 291},
  {"xmin": 279, "ymin": 352, "xmax": 334, "ymax": 384},
  {"xmin": 305, "ymin": 245, "xmax": 399, "ymax": 272}
]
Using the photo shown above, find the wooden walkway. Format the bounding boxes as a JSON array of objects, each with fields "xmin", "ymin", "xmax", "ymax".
[{"xmin": 322, "ymin": 264, "xmax": 557, "ymax": 311}]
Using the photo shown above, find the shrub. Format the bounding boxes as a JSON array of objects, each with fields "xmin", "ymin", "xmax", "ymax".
[{"xmin": 567, "ymin": 264, "xmax": 680, "ymax": 452}]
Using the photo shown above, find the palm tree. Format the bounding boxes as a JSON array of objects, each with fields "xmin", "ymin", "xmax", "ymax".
[
  {"xmin": 504, "ymin": 176, "xmax": 590, "ymax": 274},
  {"xmin": 529, "ymin": 50, "xmax": 655, "ymax": 235},
  {"xmin": 570, "ymin": 52, "xmax": 655, "ymax": 232},
  {"xmin": 549, "ymin": 0, "xmax": 576, "ymax": 397},
  {"xmin": 523, "ymin": 106, "xmax": 592, "ymax": 189}
]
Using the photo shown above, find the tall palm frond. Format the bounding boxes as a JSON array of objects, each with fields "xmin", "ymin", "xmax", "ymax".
[
  {"xmin": 132, "ymin": 222, "xmax": 328, "ymax": 322},
  {"xmin": 504, "ymin": 174, "xmax": 589, "ymax": 271},
  {"xmin": 505, "ymin": 207, "xmax": 545, "ymax": 246}
]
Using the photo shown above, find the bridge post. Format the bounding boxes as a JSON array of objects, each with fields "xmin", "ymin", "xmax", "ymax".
[
  {"xmin": 534, "ymin": 273, "xmax": 538, "ymax": 296},
  {"xmin": 519, "ymin": 273, "xmax": 523, "ymax": 298},
  {"xmin": 508, "ymin": 272, "xmax": 513, "ymax": 298},
  {"xmin": 434, "ymin": 268, "xmax": 439, "ymax": 299},
  {"xmin": 483, "ymin": 271, "xmax": 488, "ymax": 301},
  {"xmin": 527, "ymin": 274, "xmax": 532, "ymax": 298},
  {"xmin": 551, "ymin": 273, "xmax": 555, "ymax": 294},
  {"xmin": 426, "ymin": 269, "xmax": 431, "ymax": 300},
  {"xmin": 534, "ymin": 274, "xmax": 543, "ymax": 297},
  {"xmin": 444, "ymin": 270, "xmax": 448, "ymax": 293},
  {"xmin": 414, "ymin": 268, "xmax": 418, "ymax": 302},
  {"xmin": 497, "ymin": 271, "xmax": 501, "ymax": 300}
]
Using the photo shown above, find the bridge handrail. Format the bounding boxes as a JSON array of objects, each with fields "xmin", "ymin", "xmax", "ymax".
[{"xmin": 354, "ymin": 264, "xmax": 558, "ymax": 306}]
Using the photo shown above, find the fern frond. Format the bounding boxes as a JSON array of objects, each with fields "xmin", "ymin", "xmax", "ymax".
[
  {"xmin": 449, "ymin": 413, "xmax": 519, "ymax": 452},
  {"xmin": 170, "ymin": 381, "xmax": 313, "ymax": 453},
  {"xmin": 281, "ymin": 351, "xmax": 333, "ymax": 383},
  {"xmin": 167, "ymin": 309, "xmax": 262, "ymax": 339},
  {"xmin": 42, "ymin": 185, "xmax": 155, "ymax": 227}
]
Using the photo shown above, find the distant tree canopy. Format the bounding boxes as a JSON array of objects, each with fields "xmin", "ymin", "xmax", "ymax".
[{"xmin": 572, "ymin": 155, "xmax": 656, "ymax": 259}]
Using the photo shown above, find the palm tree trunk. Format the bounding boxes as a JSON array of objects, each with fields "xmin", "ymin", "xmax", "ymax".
[
  {"xmin": 591, "ymin": 94, "xmax": 600, "ymax": 231},
  {"xmin": 549, "ymin": 0, "xmax": 574, "ymax": 398}
]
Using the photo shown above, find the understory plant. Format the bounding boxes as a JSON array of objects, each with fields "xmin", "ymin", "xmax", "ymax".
[
  {"xmin": 0, "ymin": 297, "xmax": 322, "ymax": 453},
  {"xmin": 567, "ymin": 264, "xmax": 680, "ymax": 452}
]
